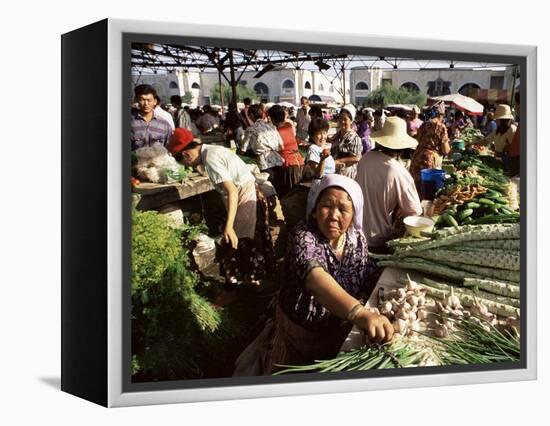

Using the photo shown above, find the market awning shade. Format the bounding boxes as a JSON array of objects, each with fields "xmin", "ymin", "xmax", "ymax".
[
  {"xmin": 309, "ymin": 94, "xmax": 336, "ymax": 103},
  {"xmin": 430, "ymin": 93, "xmax": 484, "ymax": 116},
  {"xmin": 468, "ymin": 88, "xmax": 510, "ymax": 103},
  {"xmin": 385, "ymin": 104, "xmax": 415, "ymax": 111},
  {"xmin": 277, "ymin": 101, "xmax": 296, "ymax": 108}
]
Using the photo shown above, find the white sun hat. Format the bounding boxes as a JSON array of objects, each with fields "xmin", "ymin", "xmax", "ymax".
[
  {"xmin": 370, "ymin": 116, "xmax": 419, "ymax": 150},
  {"xmin": 493, "ymin": 104, "xmax": 515, "ymax": 120}
]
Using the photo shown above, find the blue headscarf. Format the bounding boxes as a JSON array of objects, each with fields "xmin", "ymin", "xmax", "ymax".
[{"xmin": 306, "ymin": 174, "xmax": 364, "ymax": 231}]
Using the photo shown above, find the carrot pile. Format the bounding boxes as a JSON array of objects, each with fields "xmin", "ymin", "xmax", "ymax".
[{"xmin": 433, "ymin": 184, "xmax": 487, "ymax": 215}]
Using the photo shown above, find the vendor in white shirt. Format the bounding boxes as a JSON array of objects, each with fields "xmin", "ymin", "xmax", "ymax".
[
  {"xmin": 168, "ymin": 128, "xmax": 273, "ymax": 287},
  {"xmin": 153, "ymin": 94, "xmax": 176, "ymax": 132}
]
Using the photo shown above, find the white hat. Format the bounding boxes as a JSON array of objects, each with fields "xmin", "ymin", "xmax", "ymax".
[
  {"xmin": 493, "ymin": 104, "xmax": 514, "ymax": 120},
  {"xmin": 370, "ymin": 116, "xmax": 418, "ymax": 150},
  {"xmin": 340, "ymin": 104, "xmax": 357, "ymax": 121}
]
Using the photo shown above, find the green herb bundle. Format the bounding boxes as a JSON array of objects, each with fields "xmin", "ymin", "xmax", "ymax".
[
  {"xmin": 427, "ymin": 317, "xmax": 520, "ymax": 364},
  {"xmin": 131, "ymin": 210, "xmax": 222, "ymax": 380},
  {"xmin": 272, "ymin": 339, "xmax": 427, "ymax": 375}
]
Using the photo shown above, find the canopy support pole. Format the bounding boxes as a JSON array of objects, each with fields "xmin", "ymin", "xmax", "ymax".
[
  {"xmin": 218, "ymin": 69, "xmax": 225, "ymax": 114},
  {"xmin": 229, "ymin": 49, "xmax": 237, "ymax": 104}
]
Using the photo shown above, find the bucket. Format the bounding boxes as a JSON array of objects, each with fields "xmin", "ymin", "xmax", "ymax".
[
  {"xmin": 193, "ymin": 234, "xmax": 216, "ymax": 271},
  {"xmin": 420, "ymin": 168, "xmax": 446, "ymax": 200},
  {"xmin": 451, "ymin": 139, "xmax": 465, "ymax": 151}
]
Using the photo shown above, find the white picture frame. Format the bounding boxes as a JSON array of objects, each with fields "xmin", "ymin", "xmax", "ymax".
[{"xmin": 61, "ymin": 18, "xmax": 537, "ymax": 407}]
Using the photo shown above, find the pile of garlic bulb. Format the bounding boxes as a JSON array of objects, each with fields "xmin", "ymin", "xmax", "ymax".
[
  {"xmin": 379, "ymin": 276, "xmax": 519, "ymax": 340},
  {"xmin": 507, "ymin": 178, "xmax": 520, "ymax": 211},
  {"xmin": 377, "ymin": 276, "xmax": 429, "ymax": 337},
  {"xmin": 431, "ymin": 288, "xmax": 511, "ymax": 335}
]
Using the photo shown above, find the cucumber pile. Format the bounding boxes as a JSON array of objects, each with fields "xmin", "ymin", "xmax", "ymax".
[
  {"xmin": 435, "ymin": 187, "xmax": 518, "ymax": 227},
  {"xmin": 434, "ymin": 153, "xmax": 518, "ymax": 228}
]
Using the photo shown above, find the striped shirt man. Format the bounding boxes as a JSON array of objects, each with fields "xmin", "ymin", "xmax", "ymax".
[{"xmin": 130, "ymin": 111, "xmax": 173, "ymax": 150}]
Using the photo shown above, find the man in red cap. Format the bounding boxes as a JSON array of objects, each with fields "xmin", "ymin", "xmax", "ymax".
[
  {"xmin": 167, "ymin": 129, "xmax": 274, "ymax": 287},
  {"xmin": 168, "ymin": 128, "xmax": 199, "ymax": 165}
]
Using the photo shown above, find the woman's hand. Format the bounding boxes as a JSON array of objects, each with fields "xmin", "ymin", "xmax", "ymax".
[
  {"xmin": 224, "ymin": 225, "xmax": 239, "ymax": 250},
  {"xmin": 353, "ymin": 309, "xmax": 394, "ymax": 343}
]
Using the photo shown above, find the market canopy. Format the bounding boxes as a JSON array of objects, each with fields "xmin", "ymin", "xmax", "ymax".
[
  {"xmin": 429, "ymin": 93, "xmax": 485, "ymax": 116},
  {"xmin": 309, "ymin": 94, "xmax": 336, "ymax": 103},
  {"xmin": 132, "ymin": 42, "xmax": 515, "ymax": 107}
]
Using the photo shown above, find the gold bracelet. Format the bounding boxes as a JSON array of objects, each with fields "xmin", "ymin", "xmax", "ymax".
[{"xmin": 346, "ymin": 303, "xmax": 365, "ymax": 322}]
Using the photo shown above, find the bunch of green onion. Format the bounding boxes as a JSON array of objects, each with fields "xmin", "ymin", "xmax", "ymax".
[
  {"xmin": 427, "ymin": 316, "xmax": 520, "ymax": 364},
  {"xmin": 272, "ymin": 339, "xmax": 426, "ymax": 375}
]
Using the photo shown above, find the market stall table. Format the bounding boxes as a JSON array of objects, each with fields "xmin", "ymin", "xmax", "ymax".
[
  {"xmin": 133, "ymin": 172, "xmax": 215, "ymax": 211},
  {"xmin": 201, "ymin": 133, "xmax": 226, "ymax": 146}
]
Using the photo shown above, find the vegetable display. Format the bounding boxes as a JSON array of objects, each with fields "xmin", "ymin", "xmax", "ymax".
[
  {"xmin": 426, "ymin": 316, "xmax": 520, "ymax": 364},
  {"xmin": 164, "ymin": 165, "xmax": 194, "ymax": 184},
  {"xmin": 419, "ymin": 277, "xmax": 520, "ymax": 318},
  {"xmin": 273, "ymin": 268, "xmax": 520, "ymax": 375},
  {"xmin": 431, "ymin": 153, "xmax": 519, "ymax": 227},
  {"xmin": 273, "ymin": 338, "xmax": 429, "ymax": 374},
  {"xmin": 376, "ymin": 223, "xmax": 521, "ymax": 305},
  {"xmin": 460, "ymin": 128, "xmax": 484, "ymax": 144},
  {"xmin": 131, "ymin": 210, "xmax": 222, "ymax": 380}
]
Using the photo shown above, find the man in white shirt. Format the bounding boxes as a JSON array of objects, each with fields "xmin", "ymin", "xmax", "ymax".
[
  {"xmin": 153, "ymin": 94, "xmax": 175, "ymax": 132},
  {"xmin": 355, "ymin": 117, "xmax": 422, "ymax": 251}
]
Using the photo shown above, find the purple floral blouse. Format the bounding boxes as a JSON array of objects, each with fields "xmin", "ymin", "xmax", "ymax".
[{"xmin": 278, "ymin": 220, "xmax": 380, "ymax": 331}]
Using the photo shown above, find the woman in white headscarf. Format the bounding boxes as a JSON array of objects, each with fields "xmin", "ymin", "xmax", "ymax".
[{"xmin": 264, "ymin": 174, "xmax": 393, "ymax": 374}]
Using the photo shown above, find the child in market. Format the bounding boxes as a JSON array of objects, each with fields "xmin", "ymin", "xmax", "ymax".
[
  {"xmin": 304, "ymin": 118, "xmax": 337, "ymax": 219},
  {"xmin": 304, "ymin": 118, "xmax": 335, "ymax": 180}
]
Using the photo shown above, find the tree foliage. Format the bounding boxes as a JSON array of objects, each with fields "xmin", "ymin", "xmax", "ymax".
[
  {"xmin": 210, "ymin": 83, "xmax": 258, "ymax": 104},
  {"xmin": 364, "ymin": 84, "xmax": 427, "ymax": 108},
  {"xmin": 181, "ymin": 91, "xmax": 194, "ymax": 105}
]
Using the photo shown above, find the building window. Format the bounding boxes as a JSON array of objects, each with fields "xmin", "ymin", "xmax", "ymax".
[
  {"xmin": 304, "ymin": 81, "xmax": 312, "ymax": 90},
  {"xmin": 191, "ymin": 82, "xmax": 200, "ymax": 89},
  {"xmin": 318, "ymin": 83, "xmax": 324, "ymax": 91},
  {"xmin": 169, "ymin": 81, "xmax": 178, "ymax": 89},
  {"xmin": 490, "ymin": 76, "xmax": 504, "ymax": 90},
  {"xmin": 282, "ymin": 79, "xmax": 294, "ymax": 89},
  {"xmin": 427, "ymin": 78, "xmax": 451, "ymax": 96},
  {"xmin": 254, "ymin": 83, "xmax": 269, "ymax": 97},
  {"xmin": 458, "ymin": 83, "xmax": 481, "ymax": 97},
  {"xmin": 355, "ymin": 81, "xmax": 369, "ymax": 90},
  {"xmin": 329, "ymin": 86, "xmax": 335, "ymax": 93},
  {"xmin": 400, "ymin": 82, "xmax": 420, "ymax": 93}
]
